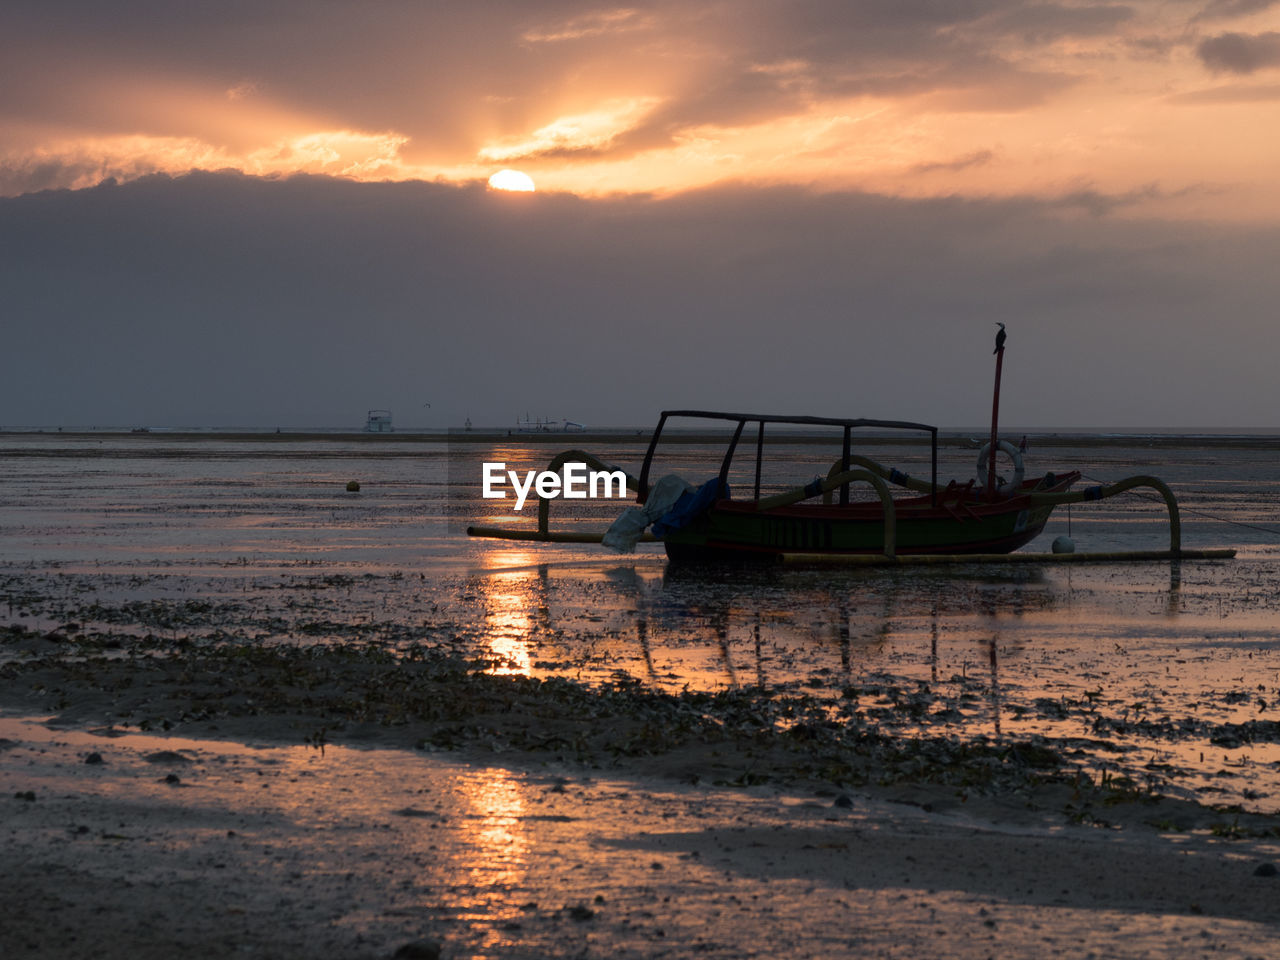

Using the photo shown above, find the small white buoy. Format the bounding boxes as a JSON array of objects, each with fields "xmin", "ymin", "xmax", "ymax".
[{"xmin": 1051, "ymin": 535, "xmax": 1075, "ymax": 554}]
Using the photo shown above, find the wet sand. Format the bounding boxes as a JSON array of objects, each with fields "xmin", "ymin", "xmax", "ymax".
[{"xmin": 4, "ymin": 707, "xmax": 1280, "ymax": 960}]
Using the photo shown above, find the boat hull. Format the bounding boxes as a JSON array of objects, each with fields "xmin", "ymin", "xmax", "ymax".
[{"xmin": 661, "ymin": 481, "xmax": 1074, "ymax": 562}]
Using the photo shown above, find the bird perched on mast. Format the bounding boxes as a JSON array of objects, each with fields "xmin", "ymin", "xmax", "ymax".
[{"xmin": 993, "ymin": 322, "xmax": 1006, "ymax": 354}]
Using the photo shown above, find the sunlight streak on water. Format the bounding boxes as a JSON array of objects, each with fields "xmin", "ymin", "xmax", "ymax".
[
  {"xmin": 455, "ymin": 769, "xmax": 530, "ymax": 913},
  {"xmin": 480, "ymin": 566, "xmax": 538, "ymax": 676}
]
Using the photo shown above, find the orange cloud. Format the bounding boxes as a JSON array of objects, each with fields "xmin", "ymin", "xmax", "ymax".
[
  {"xmin": 476, "ymin": 98, "xmax": 663, "ymax": 161},
  {"xmin": 0, "ymin": 1, "xmax": 1277, "ymax": 219}
]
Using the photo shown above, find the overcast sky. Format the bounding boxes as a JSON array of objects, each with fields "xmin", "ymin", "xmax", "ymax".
[{"xmin": 2, "ymin": 1, "xmax": 1278, "ymax": 429}]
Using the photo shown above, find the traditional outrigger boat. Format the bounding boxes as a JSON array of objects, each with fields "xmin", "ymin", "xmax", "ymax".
[
  {"xmin": 468, "ymin": 340, "xmax": 1232, "ymax": 564},
  {"xmin": 465, "ymin": 407, "xmax": 1230, "ymax": 563}
]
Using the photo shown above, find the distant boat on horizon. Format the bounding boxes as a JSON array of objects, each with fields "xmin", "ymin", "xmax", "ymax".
[{"xmin": 515, "ymin": 414, "xmax": 586, "ymax": 433}]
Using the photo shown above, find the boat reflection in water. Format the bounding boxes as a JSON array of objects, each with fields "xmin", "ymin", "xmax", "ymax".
[
  {"xmin": 460, "ymin": 542, "xmax": 1280, "ymax": 809},
  {"xmin": 463, "ymin": 548, "xmax": 1065, "ymax": 706}
]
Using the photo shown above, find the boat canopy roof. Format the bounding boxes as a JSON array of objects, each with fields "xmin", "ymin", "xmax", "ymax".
[
  {"xmin": 655, "ymin": 409, "xmax": 937, "ymax": 434},
  {"xmin": 638, "ymin": 409, "xmax": 939, "ymax": 504}
]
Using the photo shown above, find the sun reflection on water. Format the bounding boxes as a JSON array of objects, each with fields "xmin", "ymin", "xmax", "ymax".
[
  {"xmin": 478, "ymin": 555, "xmax": 542, "ymax": 676},
  {"xmin": 455, "ymin": 768, "xmax": 529, "ymax": 896}
]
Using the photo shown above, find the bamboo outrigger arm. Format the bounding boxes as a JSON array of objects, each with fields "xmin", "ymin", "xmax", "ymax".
[
  {"xmin": 1028, "ymin": 475, "xmax": 1181, "ymax": 554},
  {"xmin": 756, "ymin": 468, "xmax": 897, "ymax": 558},
  {"xmin": 821, "ymin": 454, "xmax": 937, "ymax": 500},
  {"xmin": 535, "ymin": 449, "xmax": 640, "ymax": 538},
  {"xmin": 815, "ymin": 459, "xmax": 1183, "ymax": 555}
]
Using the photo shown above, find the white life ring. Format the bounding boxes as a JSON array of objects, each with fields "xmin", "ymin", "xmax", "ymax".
[{"xmin": 976, "ymin": 440, "xmax": 1025, "ymax": 494}]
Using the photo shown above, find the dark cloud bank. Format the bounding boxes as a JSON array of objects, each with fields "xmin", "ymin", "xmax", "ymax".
[
  {"xmin": 2, "ymin": 172, "xmax": 1276, "ymax": 429},
  {"xmin": 1197, "ymin": 30, "xmax": 1280, "ymax": 73}
]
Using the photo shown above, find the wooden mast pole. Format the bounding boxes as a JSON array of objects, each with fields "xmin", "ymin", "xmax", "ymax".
[{"xmin": 988, "ymin": 331, "xmax": 1005, "ymax": 499}]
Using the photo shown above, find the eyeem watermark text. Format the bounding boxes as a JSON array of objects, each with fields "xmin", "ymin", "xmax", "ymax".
[{"xmin": 482, "ymin": 462, "xmax": 628, "ymax": 511}]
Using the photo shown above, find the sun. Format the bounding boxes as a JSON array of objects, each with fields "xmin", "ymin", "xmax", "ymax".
[{"xmin": 487, "ymin": 169, "xmax": 536, "ymax": 192}]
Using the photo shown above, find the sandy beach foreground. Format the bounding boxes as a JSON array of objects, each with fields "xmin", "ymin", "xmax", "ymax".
[
  {"xmin": 4, "ymin": 635, "xmax": 1280, "ymax": 960},
  {"xmin": 4, "ymin": 722, "xmax": 1280, "ymax": 960}
]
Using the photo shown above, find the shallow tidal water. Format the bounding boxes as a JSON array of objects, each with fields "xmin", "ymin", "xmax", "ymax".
[{"xmin": 3, "ymin": 433, "xmax": 1280, "ymax": 812}]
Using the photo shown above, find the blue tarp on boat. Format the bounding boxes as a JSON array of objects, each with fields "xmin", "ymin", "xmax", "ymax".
[{"xmin": 652, "ymin": 478, "xmax": 727, "ymax": 537}]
